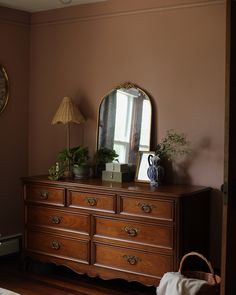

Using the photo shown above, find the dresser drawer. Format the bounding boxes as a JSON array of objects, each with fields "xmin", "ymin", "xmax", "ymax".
[
  {"xmin": 27, "ymin": 206, "xmax": 90, "ymax": 235},
  {"xmin": 120, "ymin": 195, "xmax": 174, "ymax": 221},
  {"xmin": 94, "ymin": 217, "xmax": 173, "ymax": 249},
  {"xmin": 25, "ymin": 185, "xmax": 65, "ymax": 206},
  {"xmin": 67, "ymin": 190, "xmax": 116, "ymax": 213},
  {"xmin": 26, "ymin": 230, "xmax": 89, "ymax": 263},
  {"xmin": 94, "ymin": 243, "xmax": 172, "ymax": 278}
]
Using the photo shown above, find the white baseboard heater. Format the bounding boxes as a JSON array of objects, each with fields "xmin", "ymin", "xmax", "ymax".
[{"xmin": 0, "ymin": 234, "xmax": 22, "ymax": 256}]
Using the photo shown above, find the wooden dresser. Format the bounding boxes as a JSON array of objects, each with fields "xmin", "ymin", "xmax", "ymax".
[{"xmin": 22, "ymin": 176, "xmax": 211, "ymax": 286}]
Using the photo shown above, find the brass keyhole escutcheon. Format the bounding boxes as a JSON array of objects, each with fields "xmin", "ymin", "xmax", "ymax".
[
  {"xmin": 123, "ymin": 255, "xmax": 141, "ymax": 265},
  {"xmin": 124, "ymin": 226, "xmax": 139, "ymax": 237},
  {"xmin": 50, "ymin": 216, "xmax": 62, "ymax": 224},
  {"xmin": 40, "ymin": 191, "xmax": 49, "ymax": 200},
  {"xmin": 138, "ymin": 202, "xmax": 155, "ymax": 213},
  {"xmin": 86, "ymin": 197, "xmax": 98, "ymax": 206},
  {"xmin": 51, "ymin": 240, "xmax": 60, "ymax": 250}
]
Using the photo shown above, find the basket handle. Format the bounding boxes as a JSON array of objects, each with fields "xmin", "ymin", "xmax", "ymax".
[{"xmin": 178, "ymin": 252, "xmax": 217, "ymax": 284}]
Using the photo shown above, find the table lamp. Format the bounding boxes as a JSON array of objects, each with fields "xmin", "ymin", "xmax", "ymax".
[{"xmin": 52, "ymin": 96, "xmax": 85, "ymax": 152}]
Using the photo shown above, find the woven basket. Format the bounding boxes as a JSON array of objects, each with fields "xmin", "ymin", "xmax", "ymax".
[{"xmin": 178, "ymin": 252, "xmax": 221, "ymax": 295}]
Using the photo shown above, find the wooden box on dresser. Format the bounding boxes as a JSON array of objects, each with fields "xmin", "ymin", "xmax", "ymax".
[{"xmin": 22, "ymin": 176, "xmax": 211, "ymax": 286}]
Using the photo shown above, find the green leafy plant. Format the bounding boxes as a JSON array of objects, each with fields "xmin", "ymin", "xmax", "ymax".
[
  {"xmin": 155, "ymin": 129, "xmax": 191, "ymax": 161},
  {"xmin": 93, "ymin": 147, "xmax": 118, "ymax": 177},
  {"xmin": 57, "ymin": 146, "xmax": 89, "ymax": 167},
  {"xmin": 94, "ymin": 147, "xmax": 118, "ymax": 165},
  {"xmin": 57, "ymin": 146, "xmax": 90, "ymax": 179}
]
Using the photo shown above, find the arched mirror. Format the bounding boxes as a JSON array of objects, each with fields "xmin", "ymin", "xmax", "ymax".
[
  {"xmin": 0, "ymin": 65, "xmax": 9, "ymax": 114},
  {"xmin": 97, "ymin": 82, "xmax": 152, "ymax": 165}
]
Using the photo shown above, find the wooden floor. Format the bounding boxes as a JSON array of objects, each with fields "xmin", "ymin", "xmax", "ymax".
[{"xmin": 0, "ymin": 254, "xmax": 156, "ymax": 295}]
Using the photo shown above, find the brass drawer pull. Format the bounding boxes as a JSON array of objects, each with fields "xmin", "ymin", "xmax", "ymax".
[
  {"xmin": 85, "ymin": 197, "xmax": 98, "ymax": 206},
  {"xmin": 138, "ymin": 202, "xmax": 155, "ymax": 213},
  {"xmin": 40, "ymin": 191, "xmax": 49, "ymax": 200},
  {"xmin": 123, "ymin": 226, "xmax": 139, "ymax": 237},
  {"xmin": 51, "ymin": 240, "xmax": 60, "ymax": 250},
  {"xmin": 50, "ymin": 215, "xmax": 62, "ymax": 224},
  {"xmin": 123, "ymin": 255, "xmax": 141, "ymax": 265}
]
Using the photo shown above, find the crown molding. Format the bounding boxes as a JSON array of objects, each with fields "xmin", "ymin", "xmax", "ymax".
[
  {"xmin": 0, "ymin": 6, "xmax": 30, "ymax": 26},
  {"xmin": 30, "ymin": 0, "xmax": 226, "ymax": 27}
]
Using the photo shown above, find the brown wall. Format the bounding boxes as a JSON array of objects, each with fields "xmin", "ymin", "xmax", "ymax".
[
  {"xmin": 0, "ymin": 0, "xmax": 226, "ymax": 268},
  {"xmin": 29, "ymin": 0, "xmax": 226, "ymax": 187},
  {"xmin": 29, "ymin": 0, "xmax": 226, "ymax": 267},
  {"xmin": 0, "ymin": 7, "xmax": 30, "ymax": 236}
]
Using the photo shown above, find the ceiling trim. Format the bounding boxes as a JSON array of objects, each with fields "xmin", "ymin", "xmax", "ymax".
[
  {"xmin": 30, "ymin": 0, "xmax": 226, "ymax": 27},
  {"xmin": 0, "ymin": 0, "xmax": 107, "ymax": 13},
  {"xmin": 0, "ymin": 5, "xmax": 30, "ymax": 25}
]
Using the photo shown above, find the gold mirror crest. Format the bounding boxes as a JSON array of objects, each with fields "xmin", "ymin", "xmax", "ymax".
[{"xmin": 114, "ymin": 82, "xmax": 136, "ymax": 90}]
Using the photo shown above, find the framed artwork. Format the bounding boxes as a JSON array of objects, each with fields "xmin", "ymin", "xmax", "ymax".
[
  {"xmin": 135, "ymin": 151, "xmax": 155, "ymax": 182},
  {"xmin": 0, "ymin": 65, "xmax": 9, "ymax": 114}
]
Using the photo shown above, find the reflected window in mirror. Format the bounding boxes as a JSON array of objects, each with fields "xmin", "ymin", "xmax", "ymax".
[{"xmin": 97, "ymin": 83, "xmax": 152, "ymax": 166}]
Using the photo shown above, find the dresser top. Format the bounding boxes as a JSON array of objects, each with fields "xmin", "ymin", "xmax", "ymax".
[{"xmin": 22, "ymin": 175, "xmax": 211, "ymax": 198}]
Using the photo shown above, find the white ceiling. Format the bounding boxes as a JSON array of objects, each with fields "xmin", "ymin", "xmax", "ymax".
[{"xmin": 0, "ymin": 0, "xmax": 107, "ymax": 12}]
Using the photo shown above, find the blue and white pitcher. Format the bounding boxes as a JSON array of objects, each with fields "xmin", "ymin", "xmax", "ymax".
[{"xmin": 147, "ymin": 154, "xmax": 164, "ymax": 187}]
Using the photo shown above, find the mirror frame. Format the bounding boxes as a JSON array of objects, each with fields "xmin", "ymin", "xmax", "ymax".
[
  {"xmin": 0, "ymin": 65, "xmax": 9, "ymax": 114},
  {"xmin": 96, "ymin": 82, "xmax": 152, "ymax": 164}
]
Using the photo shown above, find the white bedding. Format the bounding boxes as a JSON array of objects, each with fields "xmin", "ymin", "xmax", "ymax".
[
  {"xmin": 0, "ymin": 288, "xmax": 20, "ymax": 295},
  {"xmin": 156, "ymin": 272, "xmax": 206, "ymax": 295}
]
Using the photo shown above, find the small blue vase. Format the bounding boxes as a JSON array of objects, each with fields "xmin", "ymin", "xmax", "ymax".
[{"xmin": 147, "ymin": 155, "xmax": 164, "ymax": 187}]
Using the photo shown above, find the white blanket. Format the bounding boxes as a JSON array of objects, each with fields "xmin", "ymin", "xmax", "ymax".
[
  {"xmin": 0, "ymin": 288, "xmax": 20, "ymax": 295},
  {"xmin": 156, "ymin": 272, "xmax": 206, "ymax": 295}
]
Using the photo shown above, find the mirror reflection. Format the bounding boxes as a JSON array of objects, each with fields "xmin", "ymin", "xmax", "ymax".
[{"xmin": 97, "ymin": 83, "xmax": 152, "ymax": 165}]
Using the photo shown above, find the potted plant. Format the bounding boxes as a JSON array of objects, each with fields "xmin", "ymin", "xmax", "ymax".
[
  {"xmin": 94, "ymin": 147, "xmax": 118, "ymax": 177},
  {"xmin": 155, "ymin": 129, "xmax": 190, "ymax": 161},
  {"xmin": 57, "ymin": 146, "xmax": 90, "ymax": 179},
  {"xmin": 150, "ymin": 129, "xmax": 191, "ymax": 185}
]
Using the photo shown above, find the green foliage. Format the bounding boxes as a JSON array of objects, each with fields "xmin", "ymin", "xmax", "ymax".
[
  {"xmin": 155, "ymin": 129, "xmax": 191, "ymax": 161},
  {"xmin": 95, "ymin": 147, "xmax": 119, "ymax": 164},
  {"xmin": 57, "ymin": 148, "xmax": 72, "ymax": 162},
  {"xmin": 57, "ymin": 146, "xmax": 89, "ymax": 166}
]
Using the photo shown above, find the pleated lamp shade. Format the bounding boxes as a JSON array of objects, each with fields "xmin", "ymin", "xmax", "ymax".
[
  {"xmin": 52, "ymin": 96, "xmax": 85, "ymax": 125},
  {"xmin": 52, "ymin": 96, "xmax": 85, "ymax": 155}
]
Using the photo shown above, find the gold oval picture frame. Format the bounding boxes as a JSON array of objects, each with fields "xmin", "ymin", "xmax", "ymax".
[{"xmin": 0, "ymin": 65, "xmax": 9, "ymax": 114}]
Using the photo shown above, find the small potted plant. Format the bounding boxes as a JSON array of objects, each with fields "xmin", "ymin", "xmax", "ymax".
[
  {"xmin": 150, "ymin": 129, "xmax": 191, "ymax": 185},
  {"xmin": 57, "ymin": 146, "xmax": 90, "ymax": 179},
  {"xmin": 155, "ymin": 129, "xmax": 190, "ymax": 161},
  {"xmin": 94, "ymin": 147, "xmax": 118, "ymax": 177}
]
